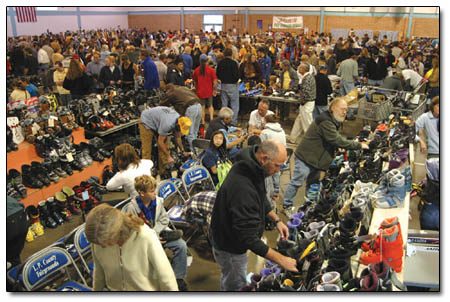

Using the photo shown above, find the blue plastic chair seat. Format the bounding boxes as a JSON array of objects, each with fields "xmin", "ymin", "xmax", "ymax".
[
  {"xmin": 88, "ymin": 262, "xmax": 94, "ymax": 271},
  {"xmin": 7, "ymin": 265, "xmax": 22, "ymax": 283},
  {"xmin": 57, "ymin": 280, "xmax": 91, "ymax": 291},
  {"xmin": 167, "ymin": 204, "xmax": 185, "ymax": 222}
]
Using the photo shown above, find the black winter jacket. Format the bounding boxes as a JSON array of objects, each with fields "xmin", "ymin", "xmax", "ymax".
[
  {"xmin": 210, "ymin": 145, "xmax": 272, "ymax": 257},
  {"xmin": 99, "ymin": 65, "xmax": 121, "ymax": 88},
  {"xmin": 315, "ymin": 73, "xmax": 333, "ymax": 106},
  {"xmin": 364, "ymin": 57, "xmax": 388, "ymax": 81}
]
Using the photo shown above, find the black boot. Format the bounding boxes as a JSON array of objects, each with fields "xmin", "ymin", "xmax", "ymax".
[
  {"xmin": 46, "ymin": 197, "xmax": 64, "ymax": 225},
  {"xmin": 21, "ymin": 164, "xmax": 44, "ymax": 189},
  {"xmin": 38, "ymin": 200, "xmax": 58, "ymax": 228},
  {"xmin": 30, "ymin": 161, "xmax": 51, "ymax": 187}
]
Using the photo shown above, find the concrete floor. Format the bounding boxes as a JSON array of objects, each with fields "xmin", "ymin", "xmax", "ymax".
[{"xmin": 19, "ymin": 112, "xmax": 429, "ymax": 291}]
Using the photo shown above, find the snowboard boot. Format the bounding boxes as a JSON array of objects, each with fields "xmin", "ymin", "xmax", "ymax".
[
  {"xmin": 26, "ymin": 205, "xmax": 45, "ymax": 237},
  {"xmin": 361, "ymin": 216, "xmax": 402, "ymax": 252},
  {"xmin": 21, "ymin": 164, "xmax": 44, "ymax": 189},
  {"xmin": 46, "ymin": 197, "xmax": 64, "ymax": 225},
  {"xmin": 314, "ymin": 284, "xmax": 341, "ymax": 291},
  {"xmin": 326, "ymin": 258, "xmax": 352, "ymax": 283},
  {"xmin": 30, "ymin": 161, "xmax": 51, "ymax": 187},
  {"xmin": 41, "ymin": 158, "xmax": 60, "ymax": 183},
  {"xmin": 55, "ymin": 192, "xmax": 73, "ymax": 221},
  {"xmin": 320, "ymin": 271, "xmax": 342, "ymax": 290},
  {"xmin": 62, "ymin": 186, "xmax": 82, "ymax": 215},
  {"xmin": 38, "ymin": 200, "xmax": 58, "ymax": 229},
  {"xmin": 360, "ymin": 224, "xmax": 403, "ymax": 272}
]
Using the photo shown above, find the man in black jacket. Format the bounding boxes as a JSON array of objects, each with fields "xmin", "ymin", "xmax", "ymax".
[
  {"xmin": 363, "ymin": 48, "xmax": 388, "ymax": 86},
  {"xmin": 166, "ymin": 56, "xmax": 185, "ymax": 86},
  {"xmin": 313, "ymin": 65, "xmax": 333, "ymax": 119},
  {"xmin": 210, "ymin": 140, "xmax": 298, "ymax": 291},
  {"xmin": 216, "ymin": 48, "xmax": 240, "ymax": 125}
]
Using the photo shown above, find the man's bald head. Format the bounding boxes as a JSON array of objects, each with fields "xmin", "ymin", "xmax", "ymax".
[{"xmin": 256, "ymin": 140, "xmax": 287, "ymax": 176}]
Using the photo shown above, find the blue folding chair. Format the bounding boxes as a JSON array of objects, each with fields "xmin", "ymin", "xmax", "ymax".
[
  {"xmin": 181, "ymin": 165, "xmax": 216, "ymax": 198},
  {"xmin": 74, "ymin": 225, "xmax": 94, "ymax": 278},
  {"xmin": 157, "ymin": 179, "xmax": 189, "ymax": 228},
  {"xmin": 179, "ymin": 138, "xmax": 211, "ymax": 172},
  {"xmin": 21, "ymin": 246, "xmax": 91, "ymax": 291}
]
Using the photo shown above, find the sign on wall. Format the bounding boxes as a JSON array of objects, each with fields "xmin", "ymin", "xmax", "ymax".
[{"xmin": 272, "ymin": 16, "xmax": 303, "ymax": 29}]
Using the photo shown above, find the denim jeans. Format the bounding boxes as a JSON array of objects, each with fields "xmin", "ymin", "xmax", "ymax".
[
  {"xmin": 221, "ymin": 83, "xmax": 240, "ymax": 124},
  {"xmin": 420, "ymin": 203, "xmax": 439, "ymax": 231},
  {"xmin": 163, "ymin": 238, "xmax": 188, "ymax": 279},
  {"xmin": 185, "ymin": 103, "xmax": 202, "ymax": 152},
  {"xmin": 313, "ymin": 105, "xmax": 328, "ymax": 120},
  {"xmin": 283, "ymin": 156, "xmax": 318, "ymax": 208},
  {"xmin": 340, "ymin": 80, "xmax": 355, "ymax": 96},
  {"xmin": 212, "ymin": 247, "xmax": 248, "ymax": 291},
  {"xmin": 368, "ymin": 79, "xmax": 384, "ymax": 86}
]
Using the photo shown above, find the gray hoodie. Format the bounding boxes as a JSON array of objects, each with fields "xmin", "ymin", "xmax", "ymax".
[
  {"xmin": 260, "ymin": 122, "xmax": 286, "ymax": 147},
  {"xmin": 122, "ymin": 196, "xmax": 170, "ymax": 235}
]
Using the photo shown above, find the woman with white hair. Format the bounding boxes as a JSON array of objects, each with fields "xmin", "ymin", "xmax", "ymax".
[{"xmin": 85, "ymin": 203, "xmax": 178, "ymax": 291}]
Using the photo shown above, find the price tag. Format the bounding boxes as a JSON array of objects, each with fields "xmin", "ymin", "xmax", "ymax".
[
  {"xmin": 82, "ymin": 191, "xmax": 89, "ymax": 201},
  {"xmin": 50, "ymin": 149, "xmax": 58, "ymax": 157},
  {"xmin": 31, "ymin": 126, "xmax": 37, "ymax": 135},
  {"xmin": 129, "ymin": 101, "xmax": 134, "ymax": 107},
  {"xmin": 48, "ymin": 118, "xmax": 55, "ymax": 127},
  {"xmin": 66, "ymin": 152, "xmax": 74, "ymax": 162},
  {"xmin": 97, "ymin": 94, "xmax": 102, "ymax": 100},
  {"xmin": 32, "ymin": 122, "xmax": 41, "ymax": 132},
  {"xmin": 102, "ymin": 110, "xmax": 109, "ymax": 116}
]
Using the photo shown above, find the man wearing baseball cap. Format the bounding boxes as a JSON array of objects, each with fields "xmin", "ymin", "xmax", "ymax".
[{"xmin": 139, "ymin": 106, "xmax": 191, "ymax": 178}]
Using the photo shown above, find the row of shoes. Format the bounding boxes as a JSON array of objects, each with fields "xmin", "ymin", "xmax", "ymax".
[
  {"xmin": 25, "ymin": 179, "xmax": 105, "ymax": 242},
  {"xmin": 67, "ymin": 89, "xmax": 146, "ymax": 132},
  {"xmin": 10, "ymin": 138, "xmax": 111, "ymax": 191}
]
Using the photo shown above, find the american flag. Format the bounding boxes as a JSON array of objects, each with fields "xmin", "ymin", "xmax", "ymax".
[{"xmin": 16, "ymin": 7, "xmax": 37, "ymax": 23}]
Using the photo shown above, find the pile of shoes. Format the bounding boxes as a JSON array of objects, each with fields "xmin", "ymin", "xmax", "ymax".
[
  {"xmin": 7, "ymin": 169, "xmax": 27, "ymax": 200},
  {"xmin": 23, "ymin": 178, "xmax": 105, "ymax": 242},
  {"xmin": 7, "ymin": 125, "xmax": 18, "ymax": 152}
]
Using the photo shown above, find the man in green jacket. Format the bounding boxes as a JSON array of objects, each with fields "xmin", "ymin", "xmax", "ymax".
[{"xmin": 282, "ymin": 97, "xmax": 369, "ymax": 216}]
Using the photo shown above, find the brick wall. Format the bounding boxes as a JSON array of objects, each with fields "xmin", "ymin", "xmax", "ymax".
[
  {"xmin": 128, "ymin": 14, "xmax": 180, "ymax": 32},
  {"xmin": 185, "ymin": 14, "xmax": 203, "ymax": 31},
  {"xmin": 128, "ymin": 13, "xmax": 438, "ymax": 38},
  {"xmin": 223, "ymin": 14, "xmax": 245, "ymax": 33},
  {"xmin": 411, "ymin": 18, "xmax": 439, "ymax": 38}
]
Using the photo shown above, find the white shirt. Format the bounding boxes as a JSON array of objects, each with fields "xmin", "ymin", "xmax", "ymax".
[
  {"xmin": 249, "ymin": 109, "xmax": 274, "ymax": 130},
  {"xmin": 402, "ymin": 69, "xmax": 423, "ymax": 89},
  {"xmin": 106, "ymin": 160, "xmax": 154, "ymax": 199},
  {"xmin": 37, "ymin": 48, "xmax": 50, "ymax": 64}
]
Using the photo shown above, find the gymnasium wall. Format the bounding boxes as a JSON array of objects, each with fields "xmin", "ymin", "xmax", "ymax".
[
  {"xmin": 7, "ymin": 7, "xmax": 439, "ymax": 39},
  {"xmin": 411, "ymin": 18, "xmax": 439, "ymax": 38},
  {"xmin": 323, "ymin": 16, "xmax": 409, "ymax": 39},
  {"xmin": 127, "ymin": 15, "xmax": 181, "ymax": 32}
]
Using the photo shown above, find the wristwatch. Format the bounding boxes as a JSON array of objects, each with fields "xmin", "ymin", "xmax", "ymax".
[{"xmin": 274, "ymin": 219, "xmax": 281, "ymax": 224}]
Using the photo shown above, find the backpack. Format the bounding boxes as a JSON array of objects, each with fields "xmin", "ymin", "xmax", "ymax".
[{"xmin": 216, "ymin": 159, "xmax": 232, "ymax": 191}]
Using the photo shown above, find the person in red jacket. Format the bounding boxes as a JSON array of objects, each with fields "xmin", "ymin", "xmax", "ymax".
[{"xmin": 193, "ymin": 54, "xmax": 218, "ymax": 124}]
